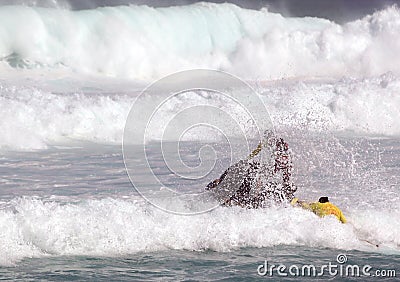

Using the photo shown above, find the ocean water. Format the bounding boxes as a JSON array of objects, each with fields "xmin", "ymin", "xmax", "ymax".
[
  {"xmin": 0, "ymin": 1, "xmax": 399, "ymax": 281},
  {"xmin": 0, "ymin": 138, "xmax": 399, "ymax": 280}
]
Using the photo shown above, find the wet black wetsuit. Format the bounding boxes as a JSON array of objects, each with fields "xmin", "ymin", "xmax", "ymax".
[{"xmin": 206, "ymin": 138, "xmax": 296, "ymax": 208}]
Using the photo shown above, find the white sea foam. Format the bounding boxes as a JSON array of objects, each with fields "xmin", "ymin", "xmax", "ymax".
[
  {"xmin": 0, "ymin": 4, "xmax": 399, "ymax": 80},
  {"xmin": 0, "ymin": 73, "xmax": 399, "ymax": 151},
  {"xmin": 0, "ymin": 196, "xmax": 398, "ymax": 266},
  {"xmin": 262, "ymin": 73, "xmax": 400, "ymax": 136},
  {"xmin": 0, "ymin": 3, "xmax": 399, "ymax": 151},
  {"xmin": 0, "ymin": 84, "xmax": 132, "ymax": 150}
]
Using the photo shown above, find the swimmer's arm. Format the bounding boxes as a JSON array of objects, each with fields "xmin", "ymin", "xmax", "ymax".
[
  {"xmin": 248, "ymin": 142, "xmax": 262, "ymax": 159},
  {"xmin": 339, "ymin": 211, "xmax": 347, "ymax": 224},
  {"xmin": 291, "ymin": 198, "xmax": 312, "ymax": 210}
]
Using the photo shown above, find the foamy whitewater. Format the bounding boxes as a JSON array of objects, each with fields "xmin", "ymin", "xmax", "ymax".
[
  {"xmin": 0, "ymin": 3, "xmax": 400, "ymax": 80},
  {"xmin": 0, "ymin": 2, "xmax": 399, "ymax": 280},
  {"xmin": 1, "ymin": 73, "xmax": 400, "ymax": 150}
]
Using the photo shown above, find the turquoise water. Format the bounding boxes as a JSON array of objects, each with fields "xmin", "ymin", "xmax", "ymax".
[{"xmin": 1, "ymin": 247, "xmax": 398, "ymax": 281}]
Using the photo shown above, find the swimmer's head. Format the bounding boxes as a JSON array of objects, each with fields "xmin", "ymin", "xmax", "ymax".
[{"xmin": 319, "ymin": 197, "xmax": 329, "ymax": 203}]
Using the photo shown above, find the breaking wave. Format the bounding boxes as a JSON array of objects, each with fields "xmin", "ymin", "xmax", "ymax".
[
  {"xmin": 1, "ymin": 73, "xmax": 399, "ymax": 151},
  {"xmin": 0, "ymin": 3, "xmax": 400, "ymax": 80},
  {"xmin": 0, "ymin": 196, "xmax": 398, "ymax": 266}
]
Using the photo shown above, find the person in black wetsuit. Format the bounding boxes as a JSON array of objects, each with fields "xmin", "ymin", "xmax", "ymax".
[{"xmin": 206, "ymin": 132, "xmax": 296, "ymax": 208}]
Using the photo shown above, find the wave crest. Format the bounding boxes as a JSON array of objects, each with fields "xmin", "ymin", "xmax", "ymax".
[{"xmin": 0, "ymin": 4, "xmax": 399, "ymax": 80}]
